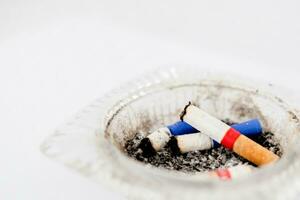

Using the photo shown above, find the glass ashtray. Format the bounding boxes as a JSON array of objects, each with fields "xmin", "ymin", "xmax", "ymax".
[{"xmin": 41, "ymin": 67, "xmax": 300, "ymax": 200}]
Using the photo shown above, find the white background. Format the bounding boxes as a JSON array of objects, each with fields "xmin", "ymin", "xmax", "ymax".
[{"xmin": 1, "ymin": 1, "xmax": 300, "ymax": 199}]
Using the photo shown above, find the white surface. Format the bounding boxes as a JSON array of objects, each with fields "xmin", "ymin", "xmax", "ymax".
[{"xmin": 0, "ymin": 0, "xmax": 300, "ymax": 199}]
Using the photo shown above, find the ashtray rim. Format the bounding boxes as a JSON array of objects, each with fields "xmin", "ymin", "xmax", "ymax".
[{"xmin": 41, "ymin": 67, "xmax": 300, "ymax": 200}]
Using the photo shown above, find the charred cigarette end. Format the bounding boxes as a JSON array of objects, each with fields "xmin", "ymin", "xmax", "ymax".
[
  {"xmin": 168, "ymin": 136, "xmax": 181, "ymax": 156},
  {"xmin": 180, "ymin": 101, "xmax": 192, "ymax": 121},
  {"xmin": 138, "ymin": 138, "xmax": 157, "ymax": 157}
]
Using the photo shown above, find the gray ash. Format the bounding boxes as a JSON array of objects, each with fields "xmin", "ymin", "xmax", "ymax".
[
  {"xmin": 252, "ymin": 131, "xmax": 282, "ymax": 157},
  {"xmin": 124, "ymin": 120, "xmax": 282, "ymax": 173}
]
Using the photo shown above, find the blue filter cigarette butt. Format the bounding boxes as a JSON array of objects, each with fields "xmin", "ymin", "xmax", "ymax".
[
  {"xmin": 167, "ymin": 121, "xmax": 199, "ymax": 136},
  {"xmin": 138, "ymin": 119, "xmax": 262, "ymax": 156}
]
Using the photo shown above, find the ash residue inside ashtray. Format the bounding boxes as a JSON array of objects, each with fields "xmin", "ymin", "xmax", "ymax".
[{"xmin": 124, "ymin": 120, "xmax": 282, "ymax": 173}]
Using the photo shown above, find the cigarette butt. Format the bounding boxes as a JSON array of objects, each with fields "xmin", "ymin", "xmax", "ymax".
[
  {"xmin": 169, "ymin": 119, "xmax": 262, "ymax": 137},
  {"xmin": 176, "ymin": 133, "xmax": 213, "ymax": 153},
  {"xmin": 147, "ymin": 127, "xmax": 171, "ymax": 151},
  {"xmin": 169, "ymin": 134, "xmax": 214, "ymax": 154},
  {"xmin": 181, "ymin": 103, "xmax": 279, "ymax": 166},
  {"xmin": 138, "ymin": 127, "xmax": 171, "ymax": 157},
  {"xmin": 209, "ymin": 165, "xmax": 254, "ymax": 180}
]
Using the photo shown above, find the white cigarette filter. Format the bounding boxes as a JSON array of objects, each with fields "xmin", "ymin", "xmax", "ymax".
[
  {"xmin": 169, "ymin": 133, "xmax": 214, "ymax": 154},
  {"xmin": 138, "ymin": 127, "xmax": 171, "ymax": 157},
  {"xmin": 181, "ymin": 102, "xmax": 279, "ymax": 166},
  {"xmin": 210, "ymin": 165, "xmax": 254, "ymax": 180},
  {"xmin": 147, "ymin": 127, "xmax": 171, "ymax": 151}
]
